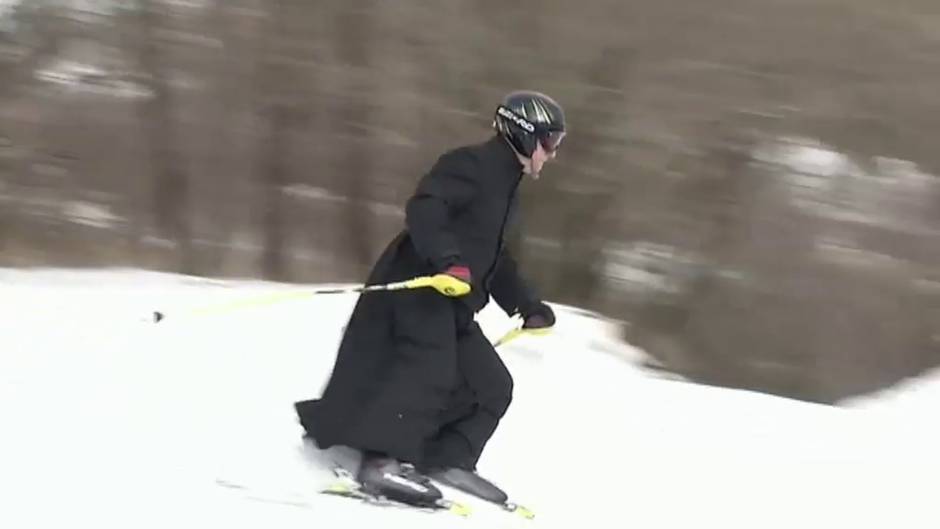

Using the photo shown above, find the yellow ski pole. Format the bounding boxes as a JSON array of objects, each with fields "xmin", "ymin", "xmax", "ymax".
[{"xmin": 151, "ymin": 273, "xmax": 471, "ymax": 323}]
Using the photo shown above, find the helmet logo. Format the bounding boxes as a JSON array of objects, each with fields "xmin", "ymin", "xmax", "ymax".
[{"xmin": 497, "ymin": 105, "xmax": 535, "ymax": 133}]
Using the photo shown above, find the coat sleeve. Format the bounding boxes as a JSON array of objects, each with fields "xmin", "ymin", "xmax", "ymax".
[
  {"xmin": 405, "ymin": 149, "xmax": 478, "ymax": 271},
  {"xmin": 488, "ymin": 247, "xmax": 539, "ymax": 317}
]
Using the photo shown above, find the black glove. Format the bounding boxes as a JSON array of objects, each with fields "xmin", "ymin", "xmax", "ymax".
[{"xmin": 520, "ymin": 301, "xmax": 555, "ymax": 330}]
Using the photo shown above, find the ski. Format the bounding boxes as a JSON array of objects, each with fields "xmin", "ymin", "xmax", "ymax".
[
  {"xmin": 500, "ymin": 500, "xmax": 536, "ymax": 520},
  {"xmin": 320, "ymin": 467, "xmax": 472, "ymax": 518},
  {"xmin": 216, "ymin": 466, "xmax": 529, "ymax": 520},
  {"xmin": 436, "ymin": 487, "xmax": 535, "ymax": 520},
  {"xmin": 422, "ymin": 468, "xmax": 536, "ymax": 520},
  {"xmin": 215, "ymin": 473, "xmax": 472, "ymax": 518}
]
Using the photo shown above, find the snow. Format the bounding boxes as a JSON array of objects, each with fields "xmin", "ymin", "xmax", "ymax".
[{"xmin": 1, "ymin": 267, "xmax": 938, "ymax": 529}]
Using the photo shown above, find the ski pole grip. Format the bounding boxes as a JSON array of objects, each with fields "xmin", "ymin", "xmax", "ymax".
[{"xmin": 405, "ymin": 274, "xmax": 472, "ymax": 297}]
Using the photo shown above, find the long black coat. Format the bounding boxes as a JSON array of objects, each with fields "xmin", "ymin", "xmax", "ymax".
[{"xmin": 295, "ymin": 135, "xmax": 539, "ymax": 469}]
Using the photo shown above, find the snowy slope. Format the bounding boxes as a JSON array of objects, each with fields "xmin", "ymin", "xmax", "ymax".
[{"xmin": 0, "ymin": 268, "xmax": 937, "ymax": 529}]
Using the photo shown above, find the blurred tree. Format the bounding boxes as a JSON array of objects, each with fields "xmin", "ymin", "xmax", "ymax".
[
  {"xmin": 253, "ymin": 0, "xmax": 290, "ymax": 281},
  {"xmin": 2, "ymin": 0, "xmax": 939, "ymax": 402},
  {"xmin": 135, "ymin": 0, "xmax": 194, "ymax": 273},
  {"xmin": 333, "ymin": 1, "xmax": 376, "ymax": 276}
]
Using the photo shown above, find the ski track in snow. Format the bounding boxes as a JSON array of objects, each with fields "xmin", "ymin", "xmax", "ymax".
[{"xmin": 0, "ymin": 267, "xmax": 937, "ymax": 529}]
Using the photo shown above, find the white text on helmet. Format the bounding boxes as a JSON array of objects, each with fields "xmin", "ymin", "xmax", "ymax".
[{"xmin": 497, "ymin": 106, "xmax": 536, "ymax": 133}]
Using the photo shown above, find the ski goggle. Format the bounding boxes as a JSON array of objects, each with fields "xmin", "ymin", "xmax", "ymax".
[
  {"xmin": 539, "ymin": 130, "xmax": 566, "ymax": 153},
  {"xmin": 497, "ymin": 105, "xmax": 566, "ymax": 153}
]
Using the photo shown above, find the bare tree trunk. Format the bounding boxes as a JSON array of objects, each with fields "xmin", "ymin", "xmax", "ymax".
[
  {"xmin": 253, "ymin": 0, "xmax": 290, "ymax": 281},
  {"xmin": 136, "ymin": 0, "xmax": 194, "ymax": 273},
  {"xmin": 200, "ymin": 0, "xmax": 243, "ymax": 274},
  {"xmin": 0, "ymin": 2, "xmax": 64, "ymax": 101},
  {"xmin": 257, "ymin": 103, "xmax": 290, "ymax": 281},
  {"xmin": 552, "ymin": 47, "xmax": 634, "ymax": 305},
  {"xmin": 0, "ymin": 3, "xmax": 66, "ymax": 256},
  {"xmin": 334, "ymin": 3, "xmax": 375, "ymax": 276}
]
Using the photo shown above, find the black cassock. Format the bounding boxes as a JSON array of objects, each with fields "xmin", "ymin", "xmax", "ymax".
[{"xmin": 295, "ymin": 135, "xmax": 540, "ymax": 470}]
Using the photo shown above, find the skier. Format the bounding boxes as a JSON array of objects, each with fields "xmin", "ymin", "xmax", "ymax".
[{"xmin": 295, "ymin": 90, "xmax": 566, "ymax": 507}]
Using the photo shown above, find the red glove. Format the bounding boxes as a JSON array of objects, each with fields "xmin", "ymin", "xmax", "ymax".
[{"xmin": 443, "ymin": 265, "xmax": 471, "ymax": 283}]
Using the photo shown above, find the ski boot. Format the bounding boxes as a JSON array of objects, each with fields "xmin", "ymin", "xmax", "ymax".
[
  {"xmin": 425, "ymin": 466, "xmax": 508, "ymax": 504},
  {"xmin": 357, "ymin": 454, "xmax": 443, "ymax": 507}
]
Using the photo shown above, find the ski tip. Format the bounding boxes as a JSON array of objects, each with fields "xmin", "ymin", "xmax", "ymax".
[
  {"xmin": 446, "ymin": 501, "xmax": 472, "ymax": 517},
  {"xmin": 324, "ymin": 483, "xmax": 354, "ymax": 494},
  {"xmin": 505, "ymin": 502, "xmax": 535, "ymax": 520}
]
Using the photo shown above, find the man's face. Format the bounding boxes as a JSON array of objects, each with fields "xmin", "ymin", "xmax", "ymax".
[{"xmin": 525, "ymin": 141, "xmax": 556, "ymax": 179}]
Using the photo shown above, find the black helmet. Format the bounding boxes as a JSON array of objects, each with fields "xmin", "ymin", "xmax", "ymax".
[{"xmin": 493, "ymin": 90, "xmax": 566, "ymax": 158}]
